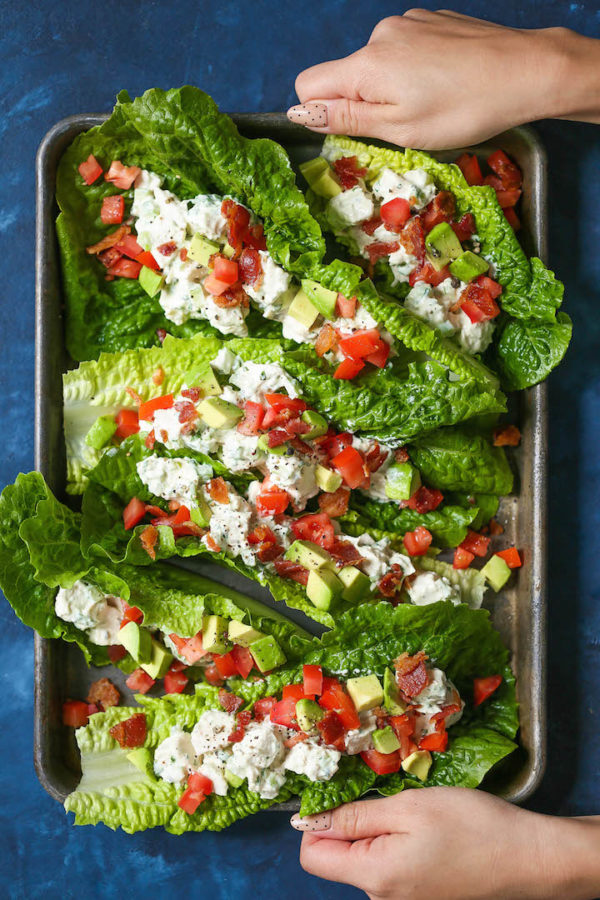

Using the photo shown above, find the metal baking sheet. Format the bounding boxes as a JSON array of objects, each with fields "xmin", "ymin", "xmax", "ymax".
[{"xmin": 34, "ymin": 113, "xmax": 547, "ymax": 808}]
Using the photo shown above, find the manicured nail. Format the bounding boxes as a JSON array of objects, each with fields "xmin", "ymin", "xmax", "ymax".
[
  {"xmin": 287, "ymin": 103, "xmax": 328, "ymax": 128},
  {"xmin": 290, "ymin": 811, "xmax": 332, "ymax": 831}
]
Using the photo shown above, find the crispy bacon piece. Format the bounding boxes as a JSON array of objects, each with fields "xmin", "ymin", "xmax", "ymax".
[
  {"xmin": 109, "ymin": 713, "xmax": 147, "ymax": 748},
  {"xmin": 157, "ymin": 241, "xmax": 177, "ymax": 257},
  {"xmin": 328, "ymin": 538, "xmax": 364, "ymax": 567},
  {"xmin": 394, "ymin": 447, "xmax": 410, "ymax": 463},
  {"xmin": 394, "ymin": 651, "xmax": 429, "ymax": 698},
  {"xmin": 152, "ymin": 367, "xmax": 164, "ymax": 386},
  {"xmin": 273, "ymin": 559, "xmax": 310, "ymax": 586},
  {"xmin": 365, "ymin": 443, "xmax": 388, "ymax": 474},
  {"xmin": 332, "ymin": 155, "xmax": 367, "ymax": 189},
  {"xmin": 214, "ymin": 282, "xmax": 249, "ymax": 308},
  {"xmin": 181, "ymin": 387, "xmax": 202, "ymax": 402},
  {"xmin": 315, "ymin": 323, "xmax": 338, "ymax": 358},
  {"xmin": 86, "ymin": 225, "xmax": 130, "ymax": 256},
  {"xmin": 98, "ymin": 246, "xmax": 122, "ymax": 269},
  {"xmin": 205, "ymin": 534, "xmax": 222, "ymax": 552},
  {"xmin": 257, "ymin": 541, "xmax": 284, "ymax": 562},
  {"xmin": 361, "ymin": 217, "xmax": 383, "ymax": 236},
  {"xmin": 218, "ymin": 689, "xmax": 244, "ymax": 713},
  {"xmin": 399, "ymin": 217, "xmax": 426, "ymax": 261},
  {"xmin": 284, "ymin": 731, "xmax": 310, "ymax": 749},
  {"xmin": 420, "ymin": 191, "xmax": 456, "ymax": 233},
  {"xmin": 378, "ymin": 563, "xmax": 406, "ymax": 599},
  {"xmin": 174, "ymin": 400, "xmax": 199, "ymax": 424},
  {"xmin": 207, "ymin": 477, "xmax": 229, "ymax": 504},
  {"xmin": 366, "ymin": 241, "xmax": 399, "ymax": 264},
  {"xmin": 238, "ymin": 247, "xmax": 263, "ymax": 286},
  {"xmin": 87, "ymin": 678, "xmax": 120, "ymax": 711},
  {"xmin": 493, "ymin": 425, "xmax": 521, "ymax": 447},
  {"xmin": 144, "ymin": 430, "xmax": 156, "ymax": 450},
  {"xmin": 221, "ymin": 199, "xmax": 251, "ymax": 256},
  {"xmin": 318, "ymin": 486, "xmax": 350, "ymax": 518},
  {"xmin": 179, "ymin": 248, "xmax": 188, "ymax": 261},
  {"xmin": 140, "ymin": 525, "xmax": 158, "ymax": 560}
]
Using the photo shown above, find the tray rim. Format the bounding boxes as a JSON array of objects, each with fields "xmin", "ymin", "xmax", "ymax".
[{"xmin": 33, "ymin": 111, "xmax": 548, "ymax": 807}]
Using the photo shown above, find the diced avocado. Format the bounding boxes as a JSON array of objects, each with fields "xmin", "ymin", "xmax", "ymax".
[
  {"xmin": 228, "ymin": 620, "xmax": 264, "ymax": 647},
  {"xmin": 118, "ymin": 621, "xmax": 152, "ymax": 665},
  {"xmin": 139, "ymin": 265, "xmax": 165, "ymax": 298},
  {"xmin": 188, "ymin": 233, "xmax": 221, "ymax": 266},
  {"xmin": 401, "ymin": 749, "xmax": 432, "ymax": 781},
  {"xmin": 299, "ymin": 156, "xmax": 329, "ymax": 186},
  {"xmin": 183, "ymin": 362, "xmax": 222, "ymax": 397},
  {"xmin": 296, "ymin": 698, "xmax": 324, "ymax": 732},
  {"xmin": 315, "ymin": 465, "xmax": 343, "ymax": 493},
  {"xmin": 222, "ymin": 242, "xmax": 236, "ymax": 259},
  {"xmin": 126, "ymin": 748, "xmax": 157, "ymax": 782},
  {"xmin": 425, "ymin": 222, "xmax": 464, "ymax": 271},
  {"xmin": 190, "ymin": 494, "xmax": 212, "ymax": 527},
  {"xmin": 301, "ymin": 279, "xmax": 338, "ymax": 319},
  {"xmin": 224, "ymin": 768, "xmax": 245, "ymax": 788},
  {"xmin": 301, "ymin": 410, "xmax": 328, "ymax": 440},
  {"xmin": 140, "ymin": 639, "xmax": 173, "ymax": 680},
  {"xmin": 257, "ymin": 433, "xmax": 289, "ymax": 456},
  {"xmin": 480, "ymin": 554, "xmax": 512, "ymax": 592},
  {"xmin": 287, "ymin": 289, "xmax": 320, "ymax": 329},
  {"xmin": 383, "ymin": 667, "xmax": 407, "ymax": 715},
  {"xmin": 312, "ymin": 168, "xmax": 342, "ymax": 199},
  {"xmin": 372, "ymin": 725, "xmax": 401, "ymax": 754},
  {"xmin": 338, "ymin": 566, "xmax": 371, "ymax": 604},
  {"xmin": 306, "ymin": 568, "xmax": 343, "ymax": 611},
  {"xmin": 85, "ymin": 414, "xmax": 117, "ymax": 450},
  {"xmin": 202, "ymin": 615, "xmax": 230, "ymax": 654},
  {"xmin": 449, "ymin": 250, "xmax": 490, "ymax": 283},
  {"xmin": 385, "ymin": 463, "xmax": 421, "ymax": 502},
  {"xmin": 285, "ymin": 540, "xmax": 333, "ymax": 572},
  {"xmin": 198, "ymin": 396, "xmax": 243, "ymax": 429},
  {"xmin": 346, "ymin": 674, "xmax": 384, "ymax": 713},
  {"xmin": 249, "ymin": 635, "xmax": 287, "ymax": 673}
]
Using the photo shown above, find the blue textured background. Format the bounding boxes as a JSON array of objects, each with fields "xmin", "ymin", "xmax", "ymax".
[{"xmin": 1, "ymin": 1, "xmax": 599, "ymax": 897}]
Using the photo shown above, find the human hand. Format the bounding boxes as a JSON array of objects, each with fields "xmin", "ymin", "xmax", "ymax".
[
  {"xmin": 287, "ymin": 11, "xmax": 600, "ymax": 150},
  {"xmin": 292, "ymin": 787, "xmax": 600, "ymax": 900}
]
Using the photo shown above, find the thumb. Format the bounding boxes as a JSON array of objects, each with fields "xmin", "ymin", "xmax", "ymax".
[
  {"xmin": 291, "ymin": 796, "xmax": 394, "ymax": 840},
  {"xmin": 286, "ymin": 97, "xmax": 398, "ymax": 141}
]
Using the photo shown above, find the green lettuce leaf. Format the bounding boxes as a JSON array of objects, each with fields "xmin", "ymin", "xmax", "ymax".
[
  {"xmin": 343, "ymin": 497, "xmax": 479, "ymax": 549},
  {"xmin": 494, "ymin": 310, "xmax": 573, "ymax": 391},
  {"xmin": 408, "ymin": 427, "xmax": 513, "ymax": 495}
]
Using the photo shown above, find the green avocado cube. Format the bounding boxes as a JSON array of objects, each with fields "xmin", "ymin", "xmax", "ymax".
[
  {"xmin": 385, "ymin": 463, "xmax": 421, "ymax": 502},
  {"xmin": 346, "ymin": 674, "xmax": 384, "ymax": 712},
  {"xmin": 301, "ymin": 410, "xmax": 328, "ymax": 440},
  {"xmin": 198, "ymin": 396, "xmax": 243, "ymax": 429},
  {"xmin": 372, "ymin": 725, "xmax": 401, "ymax": 754},
  {"xmin": 315, "ymin": 465, "xmax": 343, "ymax": 493},
  {"xmin": 480, "ymin": 554, "xmax": 512, "ymax": 592},
  {"xmin": 85, "ymin": 415, "xmax": 117, "ymax": 450},
  {"xmin": 296, "ymin": 698, "xmax": 324, "ymax": 732},
  {"xmin": 118, "ymin": 621, "xmax": 152, "ymax": 664},
  {"xmin": 338, "ymin": 566, "xmax": 371, "ymax": 604},
  {"xmin": 222, "ymin": 242, "xmax": 236, "ymax": 259},
  {"xmin": 401, "ymin": 749, "xmax": 432, "ymax": 781},
  {"xmin": 285, "ymin": 540, "xmax": 333, "ymax": 572},
  {"xmin": 425, "ymin": 222, "xmax": 464, "ymax": 271},
  {"xmin": 287, "ymin": 289, "xmax": 320, "ymax": 329},
  {"xmin": 299, "ymin": 156, "xmax": 329, "ymax": 186},
  {"xmin": 183, "ymin": 363, "xmax": 222, "ymax": 397},
  {"xmin": 202, "ymin": 615, "xmax": 230, "ymax": 654},
  {"xmin": 228, "ymin": 620, "xmax": 264, "ymax": 647},
  {"xmin": 257, "ymin": 433, "xmax": 289, "ymax": 455},
  {"xmin": 449, "ymin": 250, "xmax": 490, "ymax": 283},
  {"xmin": 139, "ymin": 265, "xmax": 165, "ymax": 298},
  {"xmin": 301, "ymin": 278, "xmax": 338, "ymax": 319},
  {"xmin": 312, "ymin": 168, "xmax": 342, "ymax": 199},
  {"xmin": 383, "ymin": 667, "xmax": 407, "ymax": 715},
  {"xmin": 224, "ymin": 768, "xmax": 245, "ymax": 788},
  {"xmin": 126, "ymin": 748, "xmax": 156, "ymax": 781},
  {"xmin": 188, "ymin": 233, "xmax": 221, "ymax": 266},
  {"xmin": 249, "ymin": 636, "xmax": 287, "ymax": 673},
  {"xmin": 190, "ymin": 495, "xmax": 212, "ymax": 527},
  {"xmin": 140, "ymin": 639, "xmax": 173, "ymax": 680},
  {"xmin": 306, "ymin": 568, "xmax": 343, "ymax": 611}
]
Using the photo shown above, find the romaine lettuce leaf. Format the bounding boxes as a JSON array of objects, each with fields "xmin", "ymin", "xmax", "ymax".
[
  {"xmin": 408, "ymin": 427, "xmax": 513, "ymax": 495},
  {"xmin": 343, "ymin": 497, "xmax": 479, "ymax": 549}
]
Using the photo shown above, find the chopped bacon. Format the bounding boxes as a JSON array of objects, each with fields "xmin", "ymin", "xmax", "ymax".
[
  {"xmin": 218, "ymin": 689, "xmax": 244, "ymax": 713},
  {"xmin": 409, "ymin": 261, "xmax": 452, "ymax": 288},
  {"xmin": 366, "ymin": 241, "xmax": 399, "ymax": 264},
  {"xmin": 238, "ymin": 247, "xmax": 263, "ymax": 286},
  {"xmin": 109, "ymin": 713, "xmax": 147, "ymax": 748},
  {"xmin": 489, "ymin": 518, "xmax": 504, "ymax": 536},
  {"xmin": 284, "ymin": 418, "xmax": 311, "ymax": 437},
  {"xmin": 86, "ymin": 678, "xmax": 120, "ymax": 711},
  {"xmin": 431, "ymin": 703, "xmax": 462, "ymax": 734},
  {"xmin": 86, "ymin": 225, "xmax": 130, "ymax": 256},
  {"xmin": 257, "ymin": 541, "xmax": 284, "ymax": 562},
  {"xmin": 152, "ymin": 367, "xmax": 164, "ymax": 386},
  {"xmin": 284, "ymin": 731, "xmax": 310, "ymax": 749},
  {"xmin": 328, "ymin": 538, "xmax": 364, "ymax": 567},
  {"xmin": 315, "ymin": 323, "xmax": 338, "ymax": 358},
  {"xmin": 205, "ymin": 534, "xmax": 222, "ymax": 552},
  {"xmin": 243, "ymin": 223, "xmax": 267, "ymax": 251},
  {"xmin": 361, "ymin": 217, "xmax": 383, "ymax": 236},
  {"xmin": 289, "ymin": 436, "xmax": 313, "ymax": 456},
  {"xmin": 125, "ymin": 386, "xmax": 142, "ymax": 406},
  {"xmin": 214, "ymin": 282, "xmax": 249, "ymax": 308},
  {"xmin": 394, "ymin": 651, "xmax": 429, "ymax": 698},
  {"xmin": 157, "ymin": 241, "xmax": 177, "ymax": 257},
  {"xmin": 248, "ymin": 525, "xmax": 278, "ymax": 545},
  {"xmin": 318, "ymin": 486, "xmax": 350, "ymax": 518},
  {"xmin": 332, "ymin": 155, "xmax": 367, "ymax": 190},
  {"xmin": 174, "ymin": 400, "xmax": 198, "ymax": 424},
  {"xmin": 493, "ymin": 425, "xmax": 521, "ymax": 447},
  {"xmin": 181, "ymin": 387, "xmax": 202, "ymax": 402},
  {"xmin": 408, "ymin": 486, "xmax": 444, "ymax": 514},
  {"xmin": 98, "ymin": 246, "xmax": 123, "ymax": 269},
  {"xmin": 179, "ymin": 248, "xmax": 188, "ymax": 261},
  {"xmin": 394, "ymin": 447, "xmax": 410, "ymax": 463},
  {"xmin": 221, "ymin": 198, "xmax": 251, "ymax": 256},
  {"xmin": 420, "ymin": 191, "xmax": 456, "ymax": 233},
  {"xmin": 207, "ymin": 477, "xmax": 229, "ymax": 504},
  {"xmin": 140, "ymin": 525, "xmax": 158, "ymax": 560},
  {"xmin": 399, "ymin": 217, "xmax": 426, "ymax": 261},
  {"xmin": 228, "ymin": 710, "xmax": 252, "ymax": 743},
  {"xmin": 365, "ymin": 443, "xmax": 388, "ymax": 474},
  {"xmin": 273, "ymin": 559, "xmax": 310, "ymax": 586},
  {"xmin": 336, "ymin": 294, "xmax": 357, "ymax": 318},
  {"xmin": 378, "ymin": 563, "xmax": 406, "ymax": 599}
]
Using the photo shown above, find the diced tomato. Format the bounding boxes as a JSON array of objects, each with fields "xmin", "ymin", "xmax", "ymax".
[
  {"xmin": 319, "ymin": 677, "xmax": 360, "ymax": 730},
  {"xmin": 338, "ymin": 328, "xmax": 383, "ymax": 361},
  {"xmin": 231, "ymin": 644, "xmax": 254, "ymax": 679},
  {"xmin": 408, "ymin": 486, "xmax": 444, "ymax": 514},
  {"xmin": 285, "ymin": 732, "xmax": 310, "ymax": 749},
  {"xmin": 228, "ymin": 709, "xmax": 252, "ymax": 743},
  {"xmin": 187, "ymin": 772, "xmax": 214, "ymax": 796},
  {"xmin": 366, "ymin": 241, "xmax": 399, "ymax": 264},
  {"xmin": 303, "ymin": 664, "xmax": 323, "ymax": 697},
  {"xmin": 177, "ymin": 632, "xmax": 205, "ymax": 664},
  {"xmin": 282, "ymin": 684, "xmax": 313, "ymax": 702},
  {"xmin": 431, "ymin": 703, "xmax": 461, "ymax": 735},
  {"xmin": 78, "ymin": 154, "xmax": 103, "ymax": 185},
  {"xmin": 125, "ymin": 669, "xmax": 155, "ymax": 695},
  {"xmin": 123, "ymin": 497, "xmax": 147, "ymax": 530},
  {"xmin": 264, "ymin": 393, "xmax": 307, "ymax": 415},
  {"xmin": 360, "ymin": 748, "xmax": 402, "ymax": 775},
  {"xmin": 107, "ymin": 258, "xmax": 142, "ymax": 279},
  {"xmin": 420, "ymin": 191, "xmax": 456, "ymax": 233},
  {"xmin": 409, "ymin": 261, "xmax": 452, "ymax": 288},
  {"xmin": 336, "ymin": 294, "xmax": 356, "ymax": 318},
  {"xmin": 136, "ymin": 250, "xmax": 160, "ymax": 271},
  {"xmin": 168, "ymin": 659, "xmax": 187, "ymax": 674},
  {"xmin": 496, "ymin": 548, "xmax": 522, "ymax": 569},
  {"xmin": 460, "ymin": 283, "xmax": 500, "ymax": 323},
  {"xmin": 380, "ymin": 197, "xmax": 411, "ymax": 231},
  {"xmin": 253, "ymin": 696, "xmax": 277, "ymax": 721},
  {"xmin": 256, "ymin": 485, "xmax": 290, "ymax": 517},
  {"xmin": 473, "ymin": 674, "xmax": 503, "ymax": 706},
  {"xmin": 114, "ymin": 234, "xmax": 144, "ymax": 259},
  {"xmin": 109, "ymin": 713, "xmax": 147, "ymax": 748},
  {"xmin": 318, "ymin": 486, "xmax": 350, "ymax": 518},
  {"xmin": 503, "ymin": 206, "xmax": 521, "ymax": 230},
  {"xmin": 486, "ymin": 150, "xmax": 522, "ymax": 189},
  {"xmin": 203, "ymin": 664, "xmax": 224, "ymax": 686},
  {"xmin": 453, "ymin": 546, "xmax": 475, "ymax": 570},
  {"xmin": 273, "ymin": 558, "xmax": 309, "ymax": 585},
  {"xmin": 270, "ymin": 697, "xmax": 299, "ymax": 730},
  {"xmin": 138, "ymin": 393, "xmax": 174, "ymax": 422},
  {"xmin": 473, "ymin": 274, "xmax": 502, "ymax": 299},
  {"xmin": 266, "ymin": 429, "xmax": 289, "ymax": 448},
  {"xmin": 167, "ymin": 632, "xmax": 188, "ymax": 654},
  {"xmin": 493, "ymin": 424, "xmax": 521, "ymax": 447},
  {"xmin": 101, "ymin": 195, "xmax": 125, "ymax": 225},
  {"xmin": 320, "ymin": 431, "xmax": 352, "ymax": 459},
  {"xmin": 108, "ymin": 644, "xmax": 128, "ymax": 663},
  {"xmin": 365, "ymin": 340, "xmax": 390, "ymax": 368},
  {"xmin": 211, "ymin": 652, "xmax": 238, "ymax": 679},
  {"xmin": 399, "ymin": 216, "xmax": 426, "ymax": 261},
  {"xmin": 212, "ymin": 255, "xmax": 239, "ymax": 285},
  {"xmin": 164, "ymin": 670, "xmax": 188, "ymax": 694},
  {"xmin": 403, "ymin": 526, "xmax": 432, "ymax": 557},
  {"xmin": 489, "ymin": 518, "xmax": 504, "ymax": 536},
  {"xmin": 496, "ymin": 188, "xmax": 522, "ymax": 209},
  {"xmin": 455, "ymin": 153, "xmax": 484, "ymax": 186},
  {"xmin": 291, "ymin": 512, "xmax": 335, "ymax": 550},
  {"xmin": 121, "ymin": 602, "xmax": 144, "ymax": 627},
  {"xmin": 236, "ymin": 400, "xmax": 264, "ymax": 436},
  {"xmin": 104, "ymin": 160, "xmax": 141, "ymax": 190},
  {"xmin": 419, "ymin": 731, "xmax": 448, "ymax": 753},
  {"xmin": 149, "ymin": 504, "xmax": 191, "ymax": 528},
  {"xmin": 248, "ymin": 525, "xmax": 278, "ymax": 546},
  {"xmin": 332, "ymin": 155, "xmax": 367, "ymax": 190},
  {"xmin": 62, "ymin": 700, "xmax": 90, "ymax": 728},
  {"xmin": 389, "ymin": 713, "xmax": 418, "ymax": 760},
  {"xmin": 114, "ymin": 408, "xmax": 139, "ymax": 440},
  {"xmin": 332, "ymin": 446, "xmax": 366, "ymax": 489},
  {"xmin": 178, "ymin": 787, "xmax": 206, "ymax": 815},
  {"xmin": 317, "ymin": 711, "xmax": 346, "ymax": 751},
  {"xmin": 218, "ymin": 689, "xmax": 244, "ymax": 713},
  {"xmin": 334, "ymin": 357, "xmax": 365, "ymax": 380},
  {"xmin": 203, "ymin": 273, "xmax": 230, "ymax": 296},
  {"xmin": 450, "ymin": 213, "xmax": 476, "ymax": 242},
  {"xmin": 460, "ymin": 530, "xmax": 490, "ymax": 558}
]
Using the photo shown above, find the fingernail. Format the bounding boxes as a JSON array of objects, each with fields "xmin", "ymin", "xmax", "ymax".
[
  {"xmin": 290, "ymin": 811, "xmax": 332, "ymax": 831},
  {"xmin": 286, "ymin": 103, "xmax": 328, "ymax": 128}
]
